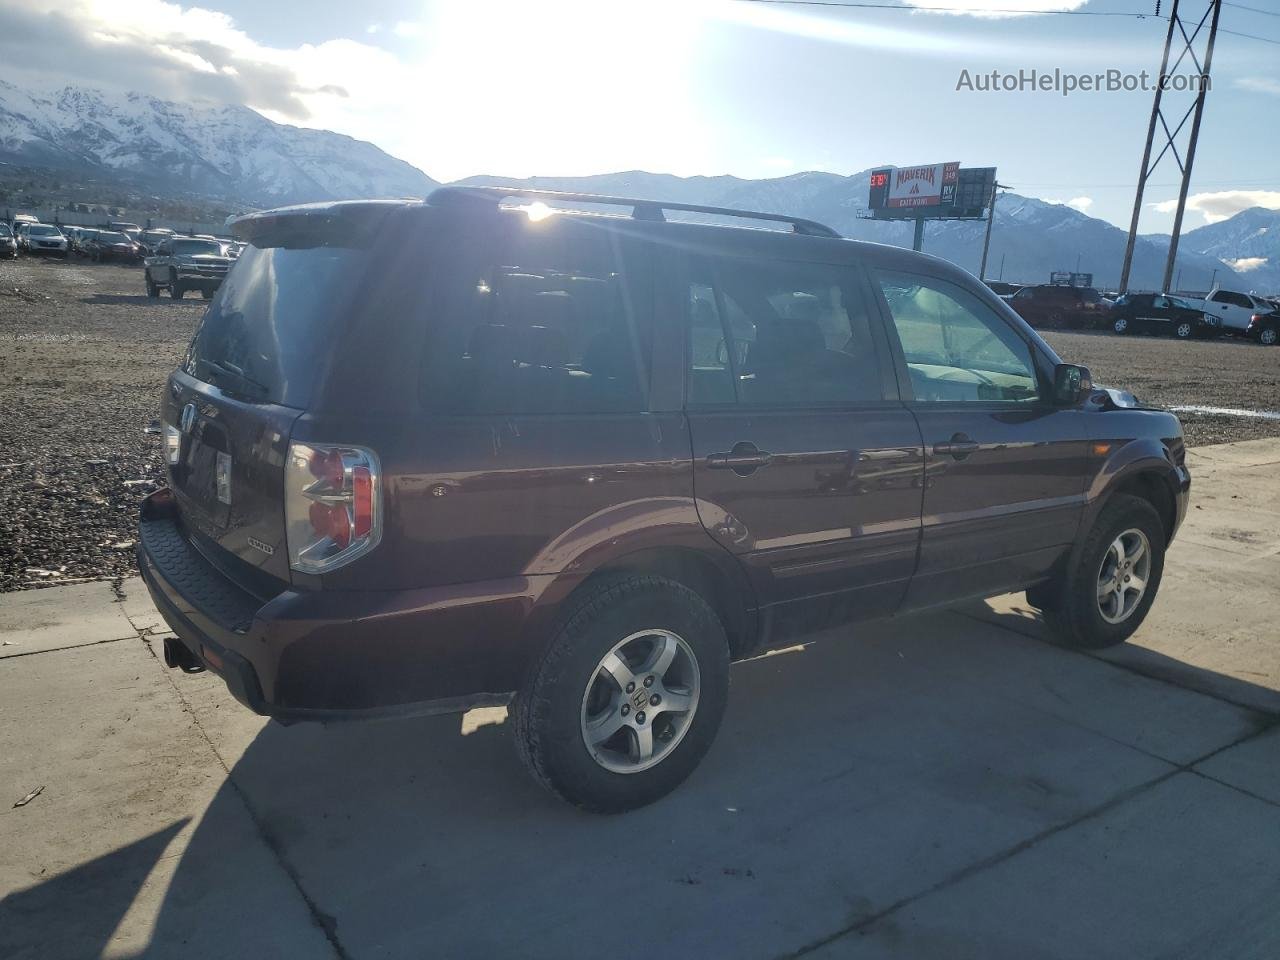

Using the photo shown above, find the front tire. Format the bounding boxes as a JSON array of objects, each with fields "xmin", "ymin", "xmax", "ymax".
[
  {"xmin": 1030, "ymin": 494, "xmax": 1166, "ymax": 649},
  {"xmin": 513, "ymin": 575, "xmax": 730, "ymax": 813},
  {"xmin": 145, "ymin": 276, "xmax": 158, "ymax": 298},
  {"xmin": 1175, "ymin": 320, "xmax": 1194, "ymax": 339},
  {"xmin": 1113, "ymin": 317, "xmax": 1129, "ymax": 335},
  {"xmin": 1261, "ymin": 326, "xmax": 1279, "ymax": 347}
]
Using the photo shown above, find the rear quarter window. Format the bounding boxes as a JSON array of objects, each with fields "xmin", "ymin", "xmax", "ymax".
[{"xmin": 419, "ymin": 220, "xmax": 652, "ymax": 416}]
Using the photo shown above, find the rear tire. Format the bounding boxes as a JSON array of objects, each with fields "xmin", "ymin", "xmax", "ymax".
[
  {"xmin": 513, "ymin": 575, "xmax": 730, "ymax": 813},
  {"xmin": 1175, "ymin": 320, "xmax": 1194, "ymax": 339},
  {"xmin": 145, "ymin": 276, "xmax": 158, "ymax": 298},
  {"xmin": 171, "ymin": 282, "xmax": 185, "ymax": 299},
  {"xmin": 1030, "ymin": 494, "xmax": 1166, "ymax": 650},
  {"xmin": 1113, "ymin": 317, "xmax": 1129, "ymax": 335}
]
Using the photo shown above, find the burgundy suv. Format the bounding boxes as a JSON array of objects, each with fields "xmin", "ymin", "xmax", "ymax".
[{"xmin": 138, "ymin": 189, "xmax": 1190, "ymax": 812}]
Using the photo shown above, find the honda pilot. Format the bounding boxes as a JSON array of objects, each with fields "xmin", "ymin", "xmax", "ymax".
[{"xmin": 138, "ymin": 189, "xmax": 1190, "ymax": 813}]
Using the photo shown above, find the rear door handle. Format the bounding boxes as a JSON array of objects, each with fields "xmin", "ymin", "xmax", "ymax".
[
  {"xmin": 933, "ymin": 435, "xmax": 980, "ymax": 459},
  {"xmin": 707, "ymin": 442, "xmax": 772, "ymax": 476}
]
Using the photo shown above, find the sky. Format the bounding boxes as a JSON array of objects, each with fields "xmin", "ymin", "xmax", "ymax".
[{"xmin": 0, "ymin": 0, "xmax": 1277, "ymax": 230}]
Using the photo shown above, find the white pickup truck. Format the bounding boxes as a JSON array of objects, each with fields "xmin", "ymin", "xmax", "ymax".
[{"xmin": 1196, "ymin": 285, "xmax": 1279, "ymax": 334}]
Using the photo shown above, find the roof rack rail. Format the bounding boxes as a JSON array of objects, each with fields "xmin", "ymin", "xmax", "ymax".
[{"xmin": 426, "ymin": 185, "xmax": 842, "ymax": 239}]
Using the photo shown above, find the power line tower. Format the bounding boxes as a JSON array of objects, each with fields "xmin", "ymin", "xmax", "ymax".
[{"xmin": 1118, "ymin": 0, "xmax": 1222, "ymax": 294}]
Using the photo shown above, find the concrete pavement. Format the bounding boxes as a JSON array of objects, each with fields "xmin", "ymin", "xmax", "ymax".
[{"xmin": 2, "ymin": 439, "xmax": 1278, "ymax": 960}]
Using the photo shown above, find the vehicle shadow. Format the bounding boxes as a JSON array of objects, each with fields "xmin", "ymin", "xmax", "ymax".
[
  {"xmin": 8, "ymin": 610, "xmax": 1277, "ymax": 960},
  {"xmin": 81, "ymin": 294, "xmax": 193, "ymax": 306}
]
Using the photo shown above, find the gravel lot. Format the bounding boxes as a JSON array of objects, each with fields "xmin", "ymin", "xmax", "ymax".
[{"xmin": 1, "ymin": 259, "xmax": 1277, "ymax": 591}]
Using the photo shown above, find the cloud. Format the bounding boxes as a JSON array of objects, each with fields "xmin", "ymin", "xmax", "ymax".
[
  {"xmin": 1235, "ymin": 77, "xmax": 1280, "ymax": 97},
  {"xmin": 1226, "ymin": 257, "xmax": 1268, "ymax": 273},
  {"xmin": 1152, "ymin": 190, "xmax": 1280, "ymax": 225},
  {"xmin": 898, "ymin": 0, "xmax": 1088, "ymax": 17},
  {"xmin": 1039, "ymin": 196, "xmax": 1094, "ymax": 215},
  {"xmin": 0, "ymin": 1, "xmax": 405, "ymax": 124}
]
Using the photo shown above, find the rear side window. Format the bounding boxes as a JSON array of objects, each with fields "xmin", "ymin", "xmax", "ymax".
[
  {"xmin": 422, "ymin": 224, "xmax": 649, "ymax": 415},
  {"xmin": 686, "ymin": 255, "xmax": 884, "ymax": 406},
  {"xmin": 183, "ymin": 217, "xmax": 376, "ymax": 406},
  {"xmin": 1213, "ymin": 291, "xmax": 1252, "ymax": 309}
]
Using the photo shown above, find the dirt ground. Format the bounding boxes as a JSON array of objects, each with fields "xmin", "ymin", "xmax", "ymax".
[{"xmin": 1, "ymin": 257, "xmax": 1278, "ymax": 591}]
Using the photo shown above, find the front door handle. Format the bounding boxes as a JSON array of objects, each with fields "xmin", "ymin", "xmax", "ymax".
[
  {"xmin": 707, "ymin": 441, "xmax": 773, "ymax": 476},
  {"xmin": 933, "ymin": 434, "xmax": 980, "ymax": 459}
]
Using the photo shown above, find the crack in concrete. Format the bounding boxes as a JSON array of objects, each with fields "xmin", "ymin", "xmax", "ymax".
[
  {"xmin": 122, "ymin": 608, "xmax": 352, "ymax": 960},
  {"xmin": 781, "ymin": 719, "xmax": 1280, "ymax": 959}
]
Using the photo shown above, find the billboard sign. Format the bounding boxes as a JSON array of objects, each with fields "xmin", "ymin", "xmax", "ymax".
[{"xmin": 869, "ymin": 162, "xmax": 959, "ymax": 210}]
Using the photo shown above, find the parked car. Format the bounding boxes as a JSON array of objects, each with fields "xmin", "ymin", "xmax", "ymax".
[
  {"xmin": 1008, "ymin": 284, "xmax": 1111, "ymax": 329},
  {"xmin": 108, "ymin": 220, "xmax": 142, "ymax": 235},
  {"xmin": 1198, "ymin": 286, "xmax": 1277, "ymax": 335},
  {"xmin": 1109, "ymin": 293, "xmax": 1220, "ymax": 340},
  {"xmin": 1246, "ymin": 308, "xmax": 1280, "ymax": 346},
  {"xmin": 0, "ymin": 222, "xmax": 16, "ymax": 259},
  {"xmin": 71, "ymin": 228, "xmax": 99, "ymax": 256},
  {"xmin": 21, "ymin": 223, "xmax": 69, "ymax": 258},
  {"xmin": 143, "ymin": 236, "xmax": 232, "ymax": 298},
  {"xmin": 139, "ymin": 228, "xmax": 175, "ymax": 255},
  {"xmin": 85, "ymin": 230, "xmax": 143, "ymax": 263},
  {"xmin": 136, "ymin": 189, "xmax": 1190, "ymax": 813}
]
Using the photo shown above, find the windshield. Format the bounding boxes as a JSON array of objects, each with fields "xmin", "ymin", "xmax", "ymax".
[
  {"xmin": 98, "ymin": 232, "xmax": 129, "ymax": 243},
  {"xmin": 29, "ymin": 226, "xmax": 62, "ymax": 237},
  {"xmin": 0, "ymin": 225, "xmax": 10, "ymax": 237},
  {"xmin": 1168, "ymin": 296, "xmax": 1198, "ymax": 310},
  {"xmin": 172, "ymin": 239, "xmax": 223, "ymax": 256}
]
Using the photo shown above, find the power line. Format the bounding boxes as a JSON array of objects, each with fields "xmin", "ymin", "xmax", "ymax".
[
  {"xmin": 735, "ymin": 0, "xmax": 1161, "ymax": 15},
  {"xmin": 1217, "ymin": 25, "xmax": 1280, "ymax": 45},
  {"xmin": 1223, "ymin": 1, "xmax": 1280, "ymax": 17},
  {"xmin": 736, "ymin": 0, "xmax": 1280, "ymax": 44}
]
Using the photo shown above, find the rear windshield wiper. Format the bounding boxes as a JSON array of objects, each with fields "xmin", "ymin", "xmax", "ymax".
[{"xmin": 202, "ymin": 359, "xmax": 270, "ymax": 400}]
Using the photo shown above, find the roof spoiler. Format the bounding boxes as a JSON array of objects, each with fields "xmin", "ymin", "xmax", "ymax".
[
  {"xmin": 228, "ymin": 199, "xmax": 410, "ymax": 243},
  {"xmin": 426, "ymin": 185, "xmax": 842, "ymax": 239}
]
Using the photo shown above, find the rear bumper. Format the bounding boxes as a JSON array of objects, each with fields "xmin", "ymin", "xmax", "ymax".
[{"xmin": 136, "ymin": 489, "xmax": 549, "ymax": 722}]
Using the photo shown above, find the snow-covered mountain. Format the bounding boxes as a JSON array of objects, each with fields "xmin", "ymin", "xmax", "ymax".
[
  {"xmin": 1, "ymin": 80, "xmax": 1269, "ymax": 293},
  {"xmin": 1181, "ymin": 207, "xmax": 1280, "ymax": 292},
  {"xmin": 462, "ymin": 170, "xmax": 1249, "ymax": 292},
  {"xmin": 0, "ymin": 81, "xmax": 438, "ymax": 205}
]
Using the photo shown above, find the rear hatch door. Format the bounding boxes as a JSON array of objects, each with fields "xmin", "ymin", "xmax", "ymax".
[{"xmin": 164, "ymin": 204, "xmax": 391, "ymax": 586}]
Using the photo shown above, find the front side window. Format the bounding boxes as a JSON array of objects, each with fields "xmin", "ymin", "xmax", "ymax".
[
  {"xmin": 875, "ymin": 270, "xmax": 1040, "ymax": 403},
  {"xmin": 686, "ymin": 256, "xmax": 884, "ymax": 407},
  {"xmin": 422, "ymin": 226, "xmax": 648, "ymax": 415}
]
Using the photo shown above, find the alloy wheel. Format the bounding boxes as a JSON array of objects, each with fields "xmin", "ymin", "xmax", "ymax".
[
  {"xmin": 1262, "ymin": 328, "xmax": 1278, "ymax": 346},
  {"xmin": 579, "ymin": 629, "xmax": 700, "ymax": 774},
  {"xmin": 1176, "ymin": 322, "xmax": 1193, "ymax": 338},
  {"xmin": 1114, "ymin": 318, "xmax": 1128, "ymax": 334},
  {"xmin": 1096, "ymin": 528, "xmax": 1151, "ymax": 625}
]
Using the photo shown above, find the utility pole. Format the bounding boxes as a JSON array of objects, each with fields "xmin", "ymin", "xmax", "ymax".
[
  {"xmin": 912, "ymin": 216, "xmax": 925, "ymax": 252},
  {"xmin": 978, "ymin": 181, "xmax": 1009, "ymax": 281},
  {"xmin": 1118, "ymin": 0, "xmax": 1222, "ymax": 294}
]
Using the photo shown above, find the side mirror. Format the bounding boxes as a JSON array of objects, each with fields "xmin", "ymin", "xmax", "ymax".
[{"xmin": 1053, "ymin": 363, "xmax": 1093, "ymax": 405}]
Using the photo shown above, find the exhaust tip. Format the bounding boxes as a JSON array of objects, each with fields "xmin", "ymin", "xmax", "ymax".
[{"xmin": 162, "ymin": 637, "xmax": 205, "ymax": 673}]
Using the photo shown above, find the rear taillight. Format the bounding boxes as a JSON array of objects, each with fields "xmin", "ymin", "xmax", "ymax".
[
  {"xmin": 285, "ymin": 442, "xmax": 381, "ymax": 573},
  {"xmin": 1249, "ymin": 314, "xmax": 1263, "ymax": 329}
]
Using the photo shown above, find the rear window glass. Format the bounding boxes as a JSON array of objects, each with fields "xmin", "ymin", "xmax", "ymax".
[
  {"xmin": 421, "ymin": 225, "xmax": 649, "ymax": 415},
  {"xmin": 183, "ymin": 219, "xmax": 376, "ymax": 406}
]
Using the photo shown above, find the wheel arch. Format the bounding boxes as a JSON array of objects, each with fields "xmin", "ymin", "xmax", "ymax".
[{"xmin": 573, "ymin": 546, "xmax": 759, "ymax": 661}]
